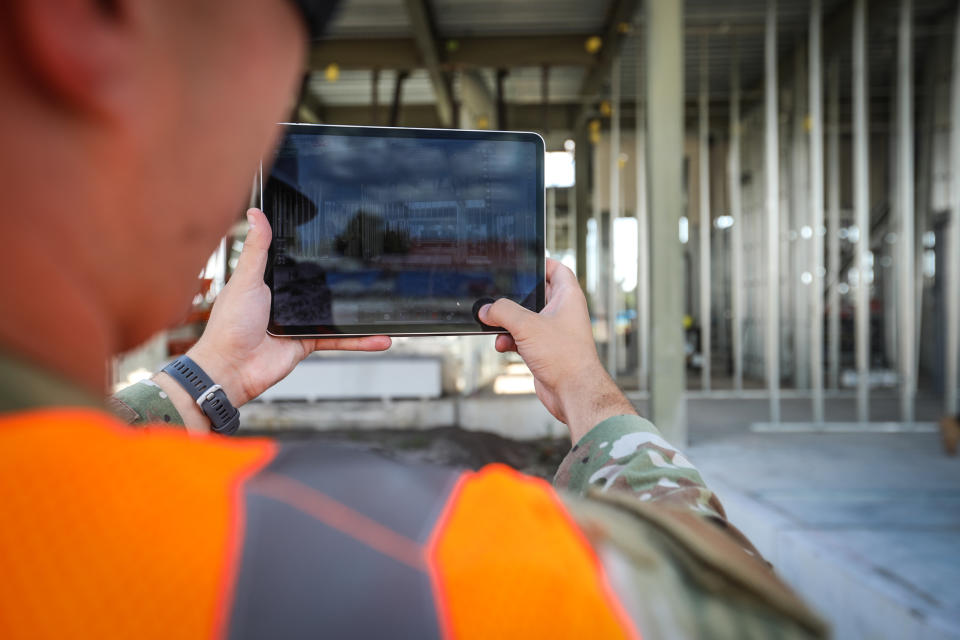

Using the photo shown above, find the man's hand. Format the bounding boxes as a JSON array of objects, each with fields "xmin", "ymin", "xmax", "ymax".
[
  {"xmin": 480, "ymin": 258, "xmax": 636, "ymax": 444},
  {"xmin": 156, "ymin": 208, "xmax": 390, "ymax": 431}
]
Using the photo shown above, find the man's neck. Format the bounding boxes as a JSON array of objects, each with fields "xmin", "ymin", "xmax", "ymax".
[{"xmin": 0, "ymin": 239, "xmax": 114, "ymax": 396}]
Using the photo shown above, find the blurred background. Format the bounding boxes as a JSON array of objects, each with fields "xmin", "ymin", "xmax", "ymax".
[{"xmin": 114, "ymin": 1, "xmax": 959, "ymax": 637}]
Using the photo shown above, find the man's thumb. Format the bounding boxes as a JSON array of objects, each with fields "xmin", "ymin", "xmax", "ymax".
[
  {"xmin": 480, "ymin": 298, "xmax": 535, "ymax": 336},
  {"xmin": 232, "ymin": 208, "xmax": 271, "ymax": 285}
]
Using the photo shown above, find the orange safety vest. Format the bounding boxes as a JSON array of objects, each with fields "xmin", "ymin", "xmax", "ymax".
[{"xmin": 0, "ymin": 408, "xmax": 638, "ymax": 639}]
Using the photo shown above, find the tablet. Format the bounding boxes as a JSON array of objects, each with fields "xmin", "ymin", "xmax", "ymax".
[{"xmin": 261, "ymin": 123, "xmax": 545, "ymax": 337}]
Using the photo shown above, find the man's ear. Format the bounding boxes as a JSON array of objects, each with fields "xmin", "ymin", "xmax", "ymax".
[{"xmin": 11, "ymin": 0, "xmax": 134, "ymax": 119}]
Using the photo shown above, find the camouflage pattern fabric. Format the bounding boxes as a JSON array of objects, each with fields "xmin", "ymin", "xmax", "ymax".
[
  {"xmin": 108, "ymin": 379, "xmax": 185, "ymax": 427},
  {"xmin": 554, "ymin": 414, "xmax": 827, "ymax": 638},
  {"xmin": 555, "ymin": 415, "xmax": 726, "ymax": 519}
]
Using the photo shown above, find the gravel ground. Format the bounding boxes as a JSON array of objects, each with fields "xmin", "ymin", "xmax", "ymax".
[{"xmin": 241, "ymin": 427, "xmax": 570, "ymax": 480}]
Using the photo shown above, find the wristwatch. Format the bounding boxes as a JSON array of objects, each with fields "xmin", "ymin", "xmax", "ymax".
[{"xmin": 161, "ymin": 356, "xmax": 240, "ymax": 435}]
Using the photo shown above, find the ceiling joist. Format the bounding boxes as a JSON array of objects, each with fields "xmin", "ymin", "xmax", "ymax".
[{"xmin": 403, "ymin": 0, "xmax": 456, "ymax": 127}]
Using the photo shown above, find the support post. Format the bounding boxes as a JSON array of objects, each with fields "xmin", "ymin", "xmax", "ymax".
[
  {"xmin": 636, "ymin": 40, "xmax": 650, "ymax": 391},
  {"xmin": 699, "ymin": 37, "xmax": 712, "ymax": 391},
  {"xmin": 547, "ymin": 188, "xmax": 557, "ymax": 254},
  {"xmin": 810, "ymin": 0, "xmax": 825, "ymax": 423},
  {"xmin": 390, "ymin": 70, "xmax": 409, "ymax": 127},
  {"xmin": 730, "ymin": 41, "xmax": 744, "ymax": 393},
  {"xmin": 371, "ymin": 68, "xmax": 380, "ymax": 125},
  {"xmin": 496, "ymin": 69, "xmax": 508, "ymax": 130},
  {"xmin": 897, "ymin": 0, "xmax": 915, "ymax": 423},
  {"xmin": 645, "ymin": 0, "xmax": 686, "ymax": 444},
  {"xmin": 575, "ymin": 127, "xmax": 590, "ymax": 291},
  {"xmin": 569, "ymin": 178, "xmax": 577, "ymax": 258},
  {"xmin": 541, "ymin": 65, "xmax": 550, "ymax": 135},
  {"xmin": 914, "ymin": 29, "xmax": 942, "ymax": 403},
  {"xmin": 403, "ymin": 0, "xmax": 455, "ymax": 127},
  {"xmin": 790, "ymin": 46, "xmax": 810, "ymax": 392},
  {"xmin": 947, "ymin": 5, "xmax": 960, "ymax": 416},
  {"xmin": 575, "ymin": 0, "xmax": 643, "ymax": 126},
  {"xmin": 607, "ymin": 56, "xmax": 621, "ymax": 379},
  {"xmin": 887, "ymin": 81, "xmax": 900, "ymax": 376},
  {"xmin": 765, "ymin": 0, "xmax": 781, "ymax": 422},
  {"xmin": 853, "ymin": 0, "xmax": 871, "ymax": 423},
  {"xmin": 594, "ymin": 138, "xmax": 603, "ymax": 300},
  {"xmin": 828, "ymin": 58, "xmax": 841, "ymax": 391}
]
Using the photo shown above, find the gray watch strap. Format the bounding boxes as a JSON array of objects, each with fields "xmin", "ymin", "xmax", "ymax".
[{"xmin": 161, "ymin": 356, "xmax": 240, "ymax": 435}]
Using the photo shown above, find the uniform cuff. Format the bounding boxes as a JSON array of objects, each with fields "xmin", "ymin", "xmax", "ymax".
[
  {"xmin": 553, "ymin": 414, "xmax": 664, "ymax": 492},
  {"xmin": 107, "ymin": 379, "xmax": 185, "ymax": 427}
]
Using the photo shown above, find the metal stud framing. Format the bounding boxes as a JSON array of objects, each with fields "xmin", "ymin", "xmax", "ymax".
[
  {"xmin": 828, "ymin": 58, "xmax": 841, "ymax": 393},
  {"xmin": 636, "ymin": 41, "xmax": 650, "ymax": 392},
  {"xmin": 765, "ymin": 0, "xmax": 781, "ymax": 423},
  {"xmin": 607, "ymin": 56, "xmax": 621, "ymax": 379},
  {"xmin": 699, "ymin": 37, "xmax": 712, "ymax": 392},
  {"xmin": 852, "ymin": 0, "xmax": 870, "ymax": 423},
  {"xmin": 809, "ymin": 0, "xmax": 825, "ymax": 423},
  {"xmin": 730, "ymin": 42, "xmax": 744, "ymax": 393},
  {"xmin": 897, "ymin": 0, "xmax": 915, "ymax": 423},
  {"xmin": 948, "ymin": 4, "xmax": 960, "ymax": 416}
]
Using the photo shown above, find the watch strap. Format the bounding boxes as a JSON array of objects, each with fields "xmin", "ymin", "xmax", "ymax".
[{"xmin": 161, "ymin": 356, "xmax": 240, "ymax": 435}]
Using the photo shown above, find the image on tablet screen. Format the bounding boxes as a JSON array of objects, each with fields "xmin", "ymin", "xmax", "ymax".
[{"xmin": 264, "ymin": 129, "xmax": 542, "ymax": 333}]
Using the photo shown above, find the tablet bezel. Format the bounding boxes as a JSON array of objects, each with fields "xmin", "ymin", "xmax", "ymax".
[{"xmin": 261, "ymin": 123, "xmax": 546, "ymax": 338}]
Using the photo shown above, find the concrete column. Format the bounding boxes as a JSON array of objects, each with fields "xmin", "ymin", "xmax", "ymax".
[
  {"xmin": 853, "ymin": 0, "xmax": 871, "ymax": 423},
  {"xmin": 645, "ymin": 0, "xmax": 686, "ymax": 445},
  {"xmin": 765, "ymin": 0, "xmax": 781, "ymax": 423}
]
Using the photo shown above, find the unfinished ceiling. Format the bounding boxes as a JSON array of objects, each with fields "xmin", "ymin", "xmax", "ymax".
[{"xmin": 300, "ymin": 0, "xmax": 958, "ymax": 131}]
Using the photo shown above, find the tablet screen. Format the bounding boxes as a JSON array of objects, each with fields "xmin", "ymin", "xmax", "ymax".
[{"xmin": 263, "ymin": 124, "xmax": 545, "ymax": 336}]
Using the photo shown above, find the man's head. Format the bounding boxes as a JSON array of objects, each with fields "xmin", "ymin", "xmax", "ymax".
[{"xmin": 0, "ymin": 0, "xmax": 315, "ymax": 357}]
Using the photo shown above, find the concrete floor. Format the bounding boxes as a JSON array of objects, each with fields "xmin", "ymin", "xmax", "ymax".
[{"xmin": 689, "ymin": 429, "xmax": 960, "ymax": 639}]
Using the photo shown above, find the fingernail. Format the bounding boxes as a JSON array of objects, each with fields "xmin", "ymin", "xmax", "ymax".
[
  {"xmin": 246, "ymin": 210, "xmax": 256, "ymax": 230},
  {"xmin": 479, "ymin": 304, "xmax": 491, "ymax": 319}
]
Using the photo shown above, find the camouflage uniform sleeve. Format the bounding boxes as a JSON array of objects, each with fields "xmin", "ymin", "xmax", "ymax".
[
  {"xmin": 106, "ymin": 379, "xmax": 185, "ymax": 427},
  {"xmin": 554, "ymin": 414, "xmax": 724, "ymax": 520},
  {"xmin": 555, "ymin": 416, "xmax": 826, "ymax": 638}
]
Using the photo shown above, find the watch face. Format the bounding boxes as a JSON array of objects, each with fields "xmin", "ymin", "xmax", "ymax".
[{"xmin": 262, "ymin": 123, "xmax": 545, "ymax": 337}]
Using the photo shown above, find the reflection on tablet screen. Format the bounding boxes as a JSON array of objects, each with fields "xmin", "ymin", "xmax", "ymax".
[{"xmin": 264, "ymin": 126, "xmax": 544, "ymax": 335}]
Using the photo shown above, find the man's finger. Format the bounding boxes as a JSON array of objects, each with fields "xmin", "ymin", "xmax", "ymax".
[
  {"xmin": 312, "ymin": 335, "xmax": 392, "ymax": 352},
  {"xmin": 231, "ymin": 208, "xmax": 272, "ymax": 286},
  {"xmin": 480, "ymin": 298, "xmax": 535, "ymax": 337},
  {"xmin": 495, "ymin": 334, "xmax": 518, "ymax": 353},
  {"xmin": 545, "ymin": 257, "xmax": 577, "ymax": 288}
]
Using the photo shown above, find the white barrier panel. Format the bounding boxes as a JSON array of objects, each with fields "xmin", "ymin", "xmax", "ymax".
[{"xmin": 257, "ymin": 356, "xmax": 443, "ymax": 402}]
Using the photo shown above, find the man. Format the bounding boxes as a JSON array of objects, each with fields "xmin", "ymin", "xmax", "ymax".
[{"xmin": 0, "ymin": 0, "xmax": 826, "ymax": 638}]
